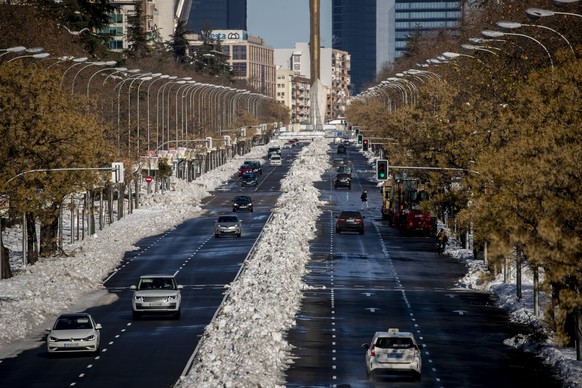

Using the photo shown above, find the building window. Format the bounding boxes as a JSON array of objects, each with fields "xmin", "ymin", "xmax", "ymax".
[
  {"xmin": 232, "ymin": 45, "xmax": 247, "ymax": 60},
  {"xmin": 233, "ymin": 62, "xmax": 247, "ymax": 77}
]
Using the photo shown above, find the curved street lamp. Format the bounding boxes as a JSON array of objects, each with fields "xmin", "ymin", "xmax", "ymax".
[
  {"xmin": 443, "ymin": 51, "xmax": 487, "ymax": 66},
  {"xmin": 496, "ymin": 21, "xmax": 575, "ymax": 56},
  {"xmin": 87, "ymin": 66, "xmax": 126, "ymax": 97},
  {"xmin": 7, "ymin": 52, "xmax": 50, "ymax": 63},
  {"xmin": 482, "ymin": 29, "xmax": 554, "ymax": 70},
  {"xmin": 0, "ymin": 46, "xmax": 26, "ymax": 59},
  {"xmin": 526, "ymin": 7, "xmax": 582, "ymax": 19}
]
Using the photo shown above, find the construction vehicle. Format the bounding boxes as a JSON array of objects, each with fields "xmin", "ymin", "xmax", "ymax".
[{"xmin": 381, "ymin": 176, "xmax": 434, "ymax": 236}]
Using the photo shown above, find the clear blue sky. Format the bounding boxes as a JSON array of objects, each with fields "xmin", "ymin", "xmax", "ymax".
[{"xmin": 247, "ymin": 0, "xmax": 332, "ymax": 49}]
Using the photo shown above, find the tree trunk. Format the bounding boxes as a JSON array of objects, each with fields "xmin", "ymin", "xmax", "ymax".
[
  {"xmin": 40, "ymin": 207, "xmax": 60, "ymax": 257},
  {"xmin": 0, "ymin": 220, "xmax": 12, "ymax": 279},
  {"xmin": 25, "ymin": 212, "xmax": 38, "ymax": 264}
]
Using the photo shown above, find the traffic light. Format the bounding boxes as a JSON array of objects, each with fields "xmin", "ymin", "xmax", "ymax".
[
  {"xmin": 355, "ymin": 127, "xmax": 360, "ymax": 136},
  {"xmin": 357, "ymin": 134, "xmax": 363, "ymax": 145},
  {"xmin": 376, "ymin": 159, "xmax": 388, "ymax": 181},
  {"xmin": 362, "ymin": 138, "xmax": 369, "ymax": 151}
]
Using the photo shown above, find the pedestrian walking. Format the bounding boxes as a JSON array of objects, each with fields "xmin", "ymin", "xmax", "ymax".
[
  {"xmin": 436, "ymin": 228, "xmax": 448, "ymax": 254},
  {"xmin": 360, "ymin": 190, "xmax": 368, "ymax": 209}
]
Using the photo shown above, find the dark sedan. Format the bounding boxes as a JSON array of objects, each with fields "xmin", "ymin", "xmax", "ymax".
[
  {"xmin": 334, "ymin": 173, "xmax": 351, "ymax": 189},
  {"xmin": 241, "ymin": 172, "xmax": 258, "ymax": 187},
  {"xmin": 336, "ymin": 210, "xmax": 365, "ymax": 235},
  {"xmin": 232, "ymin": 195, "xmax": 253, "ymax": 212}
]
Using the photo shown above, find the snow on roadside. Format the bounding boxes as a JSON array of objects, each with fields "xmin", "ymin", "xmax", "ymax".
[
  {"xmin": 176, "ymin": 138, "xmax": 330, "ymax": 387},
  {"xmin": 0, "ymin": 145, "xmax": 271, "ymax": 352}
]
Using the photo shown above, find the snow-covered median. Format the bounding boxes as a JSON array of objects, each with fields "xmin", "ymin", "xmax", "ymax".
[{"xmin": 176, "ymin": 139, "xmax": 330, "ymax": 387}]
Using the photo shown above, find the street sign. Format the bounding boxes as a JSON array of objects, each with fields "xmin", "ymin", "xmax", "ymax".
[{"xmin": 145, "ymin": 176, "xmax": 152, "ymax": 183}]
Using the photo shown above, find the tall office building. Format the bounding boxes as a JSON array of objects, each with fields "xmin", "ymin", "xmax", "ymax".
[
  {"xmin": 332, "ymin": 0, "xmax": 462, "ymax": 94},
  {"xmin": 181, "ymin": 0, "xmax": 247, "ymax": 34}
]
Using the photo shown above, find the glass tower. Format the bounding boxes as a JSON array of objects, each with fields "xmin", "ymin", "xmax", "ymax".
[
  {"xmin": 185, "ymin": 0, "xmax": 247, "ymax": 34},
  {"xmin": 332, "ymin": 0, "xmax": 461, "ymax": 94}
]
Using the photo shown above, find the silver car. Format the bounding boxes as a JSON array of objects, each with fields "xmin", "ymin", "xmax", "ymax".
[
  {"xmin": 215, "ymin": 215, "xmax": 242, "ymax": 238},
  {"xmin": 363, "ymin": 328, "xmax": 422, "ymax": 380},
  {"xmin": 46, "ymin": 313, "xmax": 101, "ymax": 356},
  {"xmin": 131, "ymin": 274, "xmax": 183, "ymax": 320}
]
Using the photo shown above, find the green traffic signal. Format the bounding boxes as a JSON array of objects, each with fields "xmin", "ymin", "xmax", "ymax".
[
  {"xmin": 357, "ymin": 134, "xmax": 363, "ymax": 144},
  {"xmin": 376, "ymin": 160, "xmax": 388, "ymax": 180}
]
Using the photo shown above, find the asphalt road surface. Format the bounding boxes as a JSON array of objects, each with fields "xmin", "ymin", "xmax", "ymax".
[{"xmin": 283, "ymin": 143, "xmax": 562, "ymax": 388}]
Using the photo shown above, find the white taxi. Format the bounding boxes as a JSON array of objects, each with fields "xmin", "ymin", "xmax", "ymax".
[{"xmin": 363, "ymin": 328, "xmax": 422, "ymax": 380}]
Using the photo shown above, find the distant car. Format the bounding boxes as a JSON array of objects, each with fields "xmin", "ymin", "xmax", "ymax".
[
  {"xmin": 267, "ymin": 146, "xmax": 281, "ymax": 158},
  {"xmin": 215, "ymin": 215, "xmax": 242, "ymax": 238},
  {"xmin": 233, "ymin": 195, "xmax": 253, "ymax": 212},
  {"xmin": 46, "ymin": 313, "xmax": 101, "ymax": 356},
  {"xmin": 336, "ymin": 210, "xmax": 364, "ymax": 235},
  {"xmin": 333, "ymin": 158, "xmax": 351, "ymax": 168},
  {"xmin": 241, "ymin": 172, "xmax": 258, "ymax": 186},
  {"xmin": 244, "ymin": 160, "xmax": 262, "ymax": 175},
  {"xmin": 131, "ymin": 274, "xmax": 183, "ymax": 319},
  {"xmin": 270, "ymin": 154, "xmax": 282, "ymax": 167},
  {"xmin": 363, "ymin": 328, "xmax": 422, "ymax": 380},
  {"xmin": 337, "ymin": 165, "xmax": 352, "ymax": 177},
  {"xmin": 283, "ymin": 142, "xmax": 292, "ymax": 149},
  {"xmin": 334, "ymin": 173, "xmax": 351, "ymax": 189},
  {"xmin": 238, "ymin": 164, "xmax": 253, "ymax": 176},
  {"xmin": 337, "ymin": 144, "xmax": 347, "ymax": 154}
]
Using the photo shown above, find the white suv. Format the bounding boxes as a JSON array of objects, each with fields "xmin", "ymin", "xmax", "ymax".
[
  {"xmin": 131, "ymin": 274, "xmax": 183, "ymax": 320},
  {"xmin": 363, "ymin": 328, "xmax": 422, "ymax": 380}
]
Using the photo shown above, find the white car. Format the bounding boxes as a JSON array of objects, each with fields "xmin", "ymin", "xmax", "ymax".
[
  {"xmin": 363, "ymin": 328, "xmax": 422, "ymax": 380},
  {"xmin": 46, "ymin": 313, "xmax": 101, "ymax": 356},
  {"xmin": 270, "ymin": 155, "xmax": 282, "ymax": 167},
  {"xmin": 215, "ymin": 215, "xmax": 242, "ymax": 237},
  {"xmin": 131, "ymin": 274, "xmax": 183, "ymax": 320}
]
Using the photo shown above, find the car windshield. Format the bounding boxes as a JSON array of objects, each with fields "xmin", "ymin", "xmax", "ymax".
[
  {"xmin": 138, "ymin": 277, "xmax": 175, "ymax": 290},
  {"xmin": 375, "ymin": 337, "xmax": 414, "ymax": 349},
  {"xmin": 218, "ymin": 216, "xmax": 238, "ymax": 223},
  {"xmin": 54, "ymin": 316, "xmax": 92, "ymax": 330},
  {"xmin": 235, "ymin": 196, "xmax": 250, "ymax": 202}
]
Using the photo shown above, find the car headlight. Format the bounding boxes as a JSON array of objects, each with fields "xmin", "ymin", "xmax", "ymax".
[
  {"xmin": 134, "ymin": 296, "xmax": 144, "ymax": 302},
  {"xmin": 167, "ymin": 295, "xmax": 178, "ymax": 301},
  {"xmin": 48, "ymin": 335, "xmax": 58, "ymax": 342},
  {"xmin": 83, "ymin": 334, "xmax": 96, "ymax": 341}
]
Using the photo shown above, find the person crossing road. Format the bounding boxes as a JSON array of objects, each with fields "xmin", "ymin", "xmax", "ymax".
[{"xmin": 360, "ymin": 190, "xmax": 368, "ymax": 209}]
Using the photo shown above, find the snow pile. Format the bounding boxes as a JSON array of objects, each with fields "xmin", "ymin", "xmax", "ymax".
[{"xmin": 176, "ymin": 139, "xmax": 330, "ymax": 387}]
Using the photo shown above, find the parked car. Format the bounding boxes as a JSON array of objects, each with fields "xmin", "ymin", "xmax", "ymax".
[
  {"xmin": 244, "ymin": 160, "xmax": 262, "ymax": 175},
  {"xmin": 233, "ymin": 195, "xmax": 253, "ymax": 212},
  {"xmin": 241, "ymin": 172, "xmax": 258, "ymax": 186},
  {"xmin": 362, "ymin": 328, "xmax": 422, "ymax": 380},
  {"xmin": 46, "ymin": 313, "xmax": 101, "ymax": 356},
  {"xmin": 334, "ymin": 173, "xmax": 352, "ymax": 189},
  {"xmin": 131, "ymin": 274, "xmax": 183, "ymax": 319},
  {"xmin": 270, "ymin": 154, "xmax": 282, "ymax": 167},
  {"xmin": 238, "ymin": 164, "xmax": 253, "ymax": 176},
  {"xmin": 336, "ymin": 210, "xmax": 365, "ymax": 234},
  {"xmin": 214, "ymin": 215, "xmax": 242, "ymax": 238}
]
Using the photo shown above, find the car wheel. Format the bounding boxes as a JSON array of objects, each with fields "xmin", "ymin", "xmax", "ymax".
[
  {"xmin": 359, "ymin": 229, "xmax": 365, "ymax": 235},
  {"xmin": 237, "ymin": 232, "xmax": 241, "ymax": 238},
  {"xmin": 336, "ymin": 228, "xmax": 341, "ymax": 234},
  {"xmin": 233, "ymin": 209, "xmax": 237, "ymax": 213},
  {"xmin": 250, "ymin": 208, "xmax": 254, "ymax": 212},
  {"xmin": 132, "ymin": 311, "xmax": 141, "ymax": 320},
  {"xmin": 174, "ymin": 310, "xmax": 181, "ymax": 320},
  {"xmin": 215, "ymin": 233, "xmax": 220, "ymax": 238}
]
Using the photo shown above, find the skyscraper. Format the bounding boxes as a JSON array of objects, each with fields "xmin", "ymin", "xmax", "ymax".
[
  {"xmin": 181, "ymin": 0, "xmax": 247, "ymax": 34},
  {"xmin": 332, "ymin": 0, "xmax": 462, "ymax": 94}
]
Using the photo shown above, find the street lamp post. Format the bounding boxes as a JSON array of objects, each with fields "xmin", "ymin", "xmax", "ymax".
[
  {"xmin": 87, "ymin": 66, "xmax": 126, "ymax": 97},
  {"xmin": 0, "ymin": 46, "xmax": 26, "ymax": 59},
  {"xmin": 496, "ymin": 21, "xmax": 575, "ymax": 56},
  {"xmin": 482, "ymin": 29, "xmax": 555, "ymax": 70},
  {"xmin": 7, "ymin": 52, "xmax": 50, "ymax": 63}
]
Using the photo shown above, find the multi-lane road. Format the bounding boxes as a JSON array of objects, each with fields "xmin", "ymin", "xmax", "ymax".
[{"xmin": 0, "ymin": 141, "xmax": 563, "ymax": 388}]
